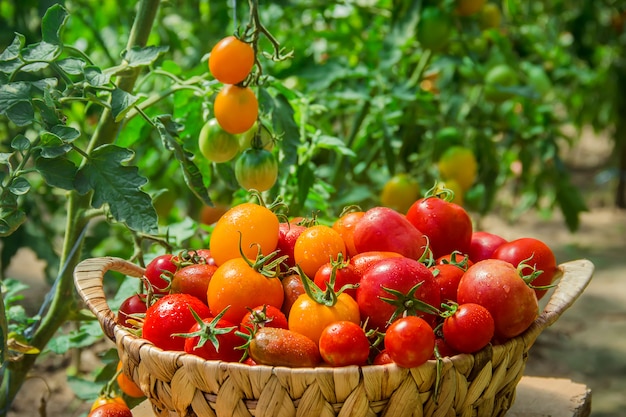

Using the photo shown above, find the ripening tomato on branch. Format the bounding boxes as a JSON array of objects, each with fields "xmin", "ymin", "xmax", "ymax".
[{"xmin": 208, "ymin": 35, "xmax": 255, "ymax": 85}]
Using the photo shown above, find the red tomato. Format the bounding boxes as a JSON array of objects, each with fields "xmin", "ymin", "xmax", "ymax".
[
  {"xmin": 357, "ymin": 257, "xmax": 440, "ymax": 330},
  {"xmin": 432, "ymin": 337, "xmax": 459, "ymax": 359},
  {"xmin": 332, "ymin": 211, "xmax": 365, "ymax": 257},
  {"xmin": 492, "ymin": 237, "xmax": 559, "ymax": 300},
  {"xmin": 240, "ymin": 304, "xmax": 289, "ymax": 334},
  {"xmin": 457, "ymin": 259, "xmax": 538, "ymax": 341},
  {"xmin": 442, "ymin": 303, "xmax": 495, "ymax": 353},
  {"xmin": 318, "ymin": 321, "xmax": 370, "ymax": 367},
  {"xmin": 349, "ymin": 251, "xmax": 404, "ymax": 277},
  {"xmin": 313, "ymin": 258, "xmax": 361, "ymax": 300},
  {"xmin": 87, "ymin": 403, "xmax": 132, "ymax": 417},
  {"xmin": 384, "ymin": 316, "xmax": 435, "ymax": 368},
  {"xmin": 248, "ymin": 327, "xmax": 321, "ymax": 367},
  {"xmin": 468, "ymin": 231, "xmax": 507, "ymax": 263},
  {"xmin": 170, "ymin": 263, "xmax": 217, "ymax": 304},
  {"xmin": 372, "ymin": 349, "xmax": 394, "ymax": 365},
  {"xmin": 405, "ymin": 197, "xmax": 473, "ymax": 259},
  {"xmin": 116, "ymin": 294, "xmax": 148, "ymax": 329},
  {"xmin": 143, "ymin": 254, "xmax": 177, "ymax": 294},
  {"xmin": 353, "ymin": 207, "xmax": 428, "ymax": 260},
  {"xmin": 429, "ymin": 263, "xmax": 465, "ymax": 303},
  {"xmin": 142, "ymin": 293, "xmax": 211, "ymax": 351},
  {"xmin": 183, "ymin": 315, "xmax": 243, "ymax": 362},
  {"xmin": 281, "ymin": 273, "xmax": 305, "ymax": 317},
  {"xmin": 276, "ymin": 221, "xmax": 307, "ymax": 268}
]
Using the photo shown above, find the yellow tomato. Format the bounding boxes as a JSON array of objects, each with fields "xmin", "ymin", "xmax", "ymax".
[
  {"xmin": 380, "ymin": 174, "xmax": 420, "ymax": 214},
  {"xmin": 437, "ymin": 146, "xmax": 478, "ymax": 191}
]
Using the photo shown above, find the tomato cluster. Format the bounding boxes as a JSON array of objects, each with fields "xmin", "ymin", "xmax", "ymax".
[{"xmin": 117, "ymin": 193, "xmax": 558, "ymax": 370}]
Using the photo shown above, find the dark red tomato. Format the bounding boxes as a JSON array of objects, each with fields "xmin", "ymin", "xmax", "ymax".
[
  {"xmin": 349, "ymin": 251, "xmax": 404, "ymax": 277},
  {"xmin": 183, "ymin": 316, "xmax": 243, "ymax": 362},
  {"xmin": 313, "ymin": 259, "xmax": 361, "ymax": 300},
  {"xmin": 468, "ymin": 231, "xmax": 507, "ymax": 263},
  {"xmin": 281, "ymin": 273, "xmax": 305, "ymax": 317},
  {"xmin": 432, "ymin": 337, "xmax": 459, "ymax": 359},
  {"xmin": 430, "ymin": 263, "xmax": 465, "ymax": 303},
  {"xmin": 144, "ymin": 254, "xmax": 178, "ymax": 295},
  {"xmin": 240, "ymin": 304, "xmax": 289, "ymax": 334},
  {"xmin": 191, "ymin": 248, "xmax": 217, "ymax": 266},
  {"xmin": 457, "ymin": 259, "xmax": 538, "ymax": 341},
  {"xmin": 318, "ymin": 321, "xmax": 370, "ymax": 367},
  {"xmin": 116, "ymin": 294, "xmax": 148, "ymax": 329},
  {"xmin": 405, "ymin": 197, "xmax": 473, "ymax": 259},
  {"xmin": 357, "ymin": 257, "xmax": 440, "ymax": 330},
  {"xmin": 142, "ymin": 293, "xmax": 211, "ymax": 351},
  {"xmin": 442, "ymin": 303, "xmax": 495, "ymax": 353},
  {"xmin": 384, "ymin": 316, "xmax": 435, "ymax": 368},
  {"xmin": 353, "ymin": 207, "xmax": 428, "ymax": 260},
  {"xmin": 87, "ymin": 402, "xmax": 132, "ymax": 417},
  {"xmin": 373, "ymin": 349, "xmax": 394, "ymax": 365},
  {"xmin": 170, "ymin": 263, "xmax": 218, "ymax": 305},
  {"xmin": 492, "ymin": 237, "xmax": 558, "ymax": 300},
  {"xmin": 276, "ymin": 222, "xmax": 307, "ymax": 268}
]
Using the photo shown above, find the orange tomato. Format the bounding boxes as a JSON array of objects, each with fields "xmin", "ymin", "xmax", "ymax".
[
  {"xmin": 332, "ymin": 211, "xmax": 364, "ymax": 258},
  {"xmin": 209, "ymin": 202, "xmax": 279, "ymax": 266},
  {"xmin": 199, "ymin": 203, "xmax": 229, "ymax": 225},
  {"xmin": 207, "ymin": 257, "xmax": 285, "ymax": 324},
  {"xmin": 214, "ymin": 85, "xmax": 258, "ymax": 134},
  {"xmin": 116, "ymin": 361, "xmax": 144, "ymax": 398},
  {"xmin": 456, "ymin": 0, "xmax": 486, "ymax": 16},
  {"xmin": 208, "ymin": 36, "xmax": 255, "ymax": 85},
  {"xmin": 293, "ymin": 225, "xmax": 346, "ymax": 278}
]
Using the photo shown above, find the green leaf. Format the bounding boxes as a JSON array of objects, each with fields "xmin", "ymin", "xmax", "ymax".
[
  {"xmin": 296, "ymin": 162, "xmax": 315, "ymax": 207},
  {"xmin": 0, "ymin": 82, "xmax": 31, "ymax": 113},
  {"xmin": 41, "ymin": 4, "xmax": 69, "ymax": 45},
  {"xmin": 314, "ymin": 135, "xmax": 356, "ymax": 157},
  {"xmin": 0, "ymin": 34, "xmax": 25, "ymax": 62},
  {"xmin": 111, "ymin": 88, "xmax": 141, "ymax": 122},
  {"xmin": 33, "ymin": 98, "xmax": 61, "ymax": 126},
  {"xmin": 57, "ymin": 57, "xmax": 86, "ymax": 75},
  {"xmin": 22, "ymin": 42, "xmax": 59, "ymax": 62},
  {"xmin": 154, "ymin": 115, "xmax": 212, "ymax": 206},
  {"xmin": 50, "ymin": 125, "xmax": 80, "ymax": 142},
  {"xmin": 75, "ymin": 144, "xmax": 158, "ymax": 234},
  {"xmin": 0, "ymin": 209, "xmax": 26, "ymax": 237},
  {"xmin": 8, "ymin": 177, "xmax": 30, "ymax": 195},
  {"xmin": 556, "ymin": 179, "xmax": 587, "ymax": 232},
  {"xmin": 39, "ymin": 131, "xmax": 73, "ymax": 158},
  {"xmin": 11, "ymin": 135, "xmax": 31, "ymax": 152},
  {"xmin": 36, "ymin": 156, "xmax": 78, "ymax": 190},
  {"xmin": 84, "ymin": 66, "xmax": 110, "ymax": 87},
  {"xmin": 271, "ymin": 93, "xmax": 300, "ymax": 167},
  {"xmin": 5, "ymin": 101, "xmax": 34, "ymax": 127},
  {"xmin": 21, "ymin": 62, "xmax": 49, "ymax": 72},
  {"xmin": 123, "ymin": 45, "xmax": 169, "ymax": 68}
]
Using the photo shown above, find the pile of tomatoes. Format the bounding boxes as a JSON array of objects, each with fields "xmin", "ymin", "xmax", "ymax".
[{"xmin": 116, "ymin": 190, "xmax": 559, "ymax": 371}]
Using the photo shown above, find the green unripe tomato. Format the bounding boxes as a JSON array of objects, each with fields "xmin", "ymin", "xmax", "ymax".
[
  {"xmin": 235, "ymin": 148, "xmax": 278, "ymax": 192},
  {"xmin": 484, "ymin": 64, "xmax": 518, "ymax": 103},
  {"xmin": 238, "ymin": 121, "xmax": 274, "ymax": 151},
  {"xmin": 198, "ymin": 118, "xmax": 240, "ymax": 163},
  {"xmin": 417, "ymin": 7, "xmax": 452, "ymax": 52}
]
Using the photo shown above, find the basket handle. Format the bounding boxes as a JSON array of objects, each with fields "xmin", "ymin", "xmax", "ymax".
[
  {"xmin": 74, "ymin": 257, "xmax": 145, "ymax": 341},
  {"xmin": 522, "ymin": 258, "xmax": 594, "ymax": 345}
]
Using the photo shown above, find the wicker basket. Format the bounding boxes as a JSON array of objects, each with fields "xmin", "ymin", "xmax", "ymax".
[{"xmin": 74, "ymin": 257, "xmax": 593, "ymax": 417}]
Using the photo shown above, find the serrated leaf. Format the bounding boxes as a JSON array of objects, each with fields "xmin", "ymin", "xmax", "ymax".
[
  {"xmin": 5, "ymin": 101, "xmax": 34, "ymax": 127},
  {"xmin": 75, "ymin": 144, "xmax": 158, "ymax": 234},
  {"xmin": 57, "ymin": 57, "xmax": 85, "ymax": 75},
  {"xmin": 111, "ymin": 88, "xmax": 141, "ymax": 122},
  {"xmin": 0, "ymin": 82, "xmax": 31, "ymax": 113},
  {"xmin": 0, "ymin": 34, "xmax": 25, "ymax": 61},
  {"xmin": 154, "ymin": 115, "xmax": 212, "ymax": 206},
  {"xmin": 0, "ymin": 209, "xmax": 26, "ymax": 237},
  {"xmin": 22, "ymin": 42, "xmax": 59, "ymax": 62},
  {"xmin": 83, "ymin": 66, "xmax": 110, "ymax": 87},
  {"xmin": 41, "ymin": 4, "xmax": 69, "ymax": 45},
  {"xmin": 36, "ymin": 156, "xmax": 77, "ymax": 190},
  {"xmin": 11, "ymin": 135, "xmax": 31, "ymax": 152},
  {"xmin": 123, "ymin": 45, "xmax": 169, "ymax": 68},
  {"xmin": 22, "ymin": 62, "xmax": 50, "ymax": 72},
  {"xmin": 0, "ymin": 59, "xmax": 23, "ymax": 74}
]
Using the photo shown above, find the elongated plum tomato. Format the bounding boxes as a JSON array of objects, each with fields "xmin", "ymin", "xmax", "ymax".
[
  {"xmin": 209, "ymin": 202, "xmax": 279, "ymax": 266},
  {"xmin": 235, "ymin": 148, "xmax": 278, "ymax": 192},
  {"xmin": 214, "ymin": 85, "xmax": 258, "ymax": 134},
  {"xmin": 208, "ymin": 36, "xmax": 254, "ymax": 85}
]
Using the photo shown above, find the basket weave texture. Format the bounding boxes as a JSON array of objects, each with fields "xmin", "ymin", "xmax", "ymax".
[{"xmin": 74, "ymin": 257, "xmax": 593, "ymax": 417}]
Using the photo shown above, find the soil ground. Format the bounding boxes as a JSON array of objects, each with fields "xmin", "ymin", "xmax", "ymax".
[{"xmin": 4, "ymin": 130, "xmax": 626, "ymax": 417}]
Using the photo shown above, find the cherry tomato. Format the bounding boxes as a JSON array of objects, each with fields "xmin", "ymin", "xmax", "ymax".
[
  {"xmin": 455, "ymin": 0, "xmax": 486, "ymax": 16},
  {"xmin": 417, "ymin": 7, "xmax": 452, "ymax": 51},
  {"xmin": 116, "ymin": 293, "xmax": 148, "ymax": 329},
  {"xmin": 235, "ymin": 148, "xmax": 278, "ymax": 192},
  {"xmin": 380, "ymin": 174, "xmax": 420, "ymax": 214},
  {"xmin": 457, "ymin": 259, "xmax": 538, "ymax": 341},
  {"xmin": 430, "ymin": 263, "xmax": 465, "ymax": 303},
  {"xmin": 87, "ymin": 402, "xmax": 132, "ymax": 417},
  {"xmin": 492, "ymin": 237, "xmax": 558, "ymax": 300},
  {"xmin": 281, "ymin": 273, "xmax": 305, "ymax": 317},
  {"xmin": 170, "ymin": 263, "xmax": 218, "ymax": 305},
  {"xmin": 214, "ymin": 84, "xmax": 258, "ymax": 134},
  {"xmin": 116, "ymin": 361, "xmax": 144, "ymax": 398},
  {"xmin": 437, "ymin": 146, "xmax": 478, "ymax": 191},
  {"xmin": 313, "ymin": 257, "xmax": 361, "ymax": 300},
  {"xmin": 384, "ymin": 316, "xmax": 435, "ymax": 368},
  {"xmin": 199, "ymin": 203, "xmax": 229, "ymax": 225},
  {"xmin": 89, "ymin": 396, "xmax": 127, "ymax": 413},
  {"xmin": 198, "ymin": 118, "xmax": 241, "ymax": 163},
  {"xmin": 332, "ymin": 210, "xmax": 364, "ymax": 258},
  {"xmin": 240, "ymin": 304, "xmax": 289, "ymax": 334},
  {"xmin": 207, "ymin": 257, "xmax": 284, "ymax": 324},
  {"xmin": 183, "ymin": 315, "xmax": 243, "ymax": 362},
  {"xmin": 468, "ymin": 231, "xmax": 507, "ymax": 263},
  {"xmin": 238, "ymin": 121, "xmax": 274, "ymax": 151},
  {"xmin": 142, "ymin": 293, "xmax": 211, "ymax": 351},
  {"xmin": 276, "ymin": 221, "xmax": 307, "ymax": 268},
  {"xmin": 208, "ymin": 35, "xmax": 254, "ymax": 85},
  {"xmin": 143, "ymin": 254, "xmax": 177, "ymax": 295},
  {"xmin": 372, "ymin": 349, "xmax": 394, "ymax": 365},
  {"xmin": 349, "ymin": 251, "xmax": 404, "ymax": 277},
  {"xmin": 442, "ymin": 303, "xmax": 495, "ymax": 353},
  {"xmin": 293, "ymin": 225, "xmax": 346, "ymax": 278},
  {"xmin": 319, "ymin": 321, "xmax": 370, "ymax": 367},
  {"xmin": 483, "ymin": 64, "xmax": 518, "ymax": 103},
  {"xmin": 209, "ymin": 202, "xmax": 279, "ymax": 266}
]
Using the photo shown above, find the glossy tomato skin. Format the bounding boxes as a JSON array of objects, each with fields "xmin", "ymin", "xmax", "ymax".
[
  {"xmin": 469, "ymin": 231, "xmax": 507, "ymax": 263},
  {"xmin": 142, "ymin": 293, "xmax": 211, "ymax": 352},
  {"xmin": 276, "ymin": 222, "xmax": 307, "ymax": 268},
  {"xmin": 349, "ymin": 251, "xmax": 403, "ymax": 277},
  {"xmin": 214, "ymin": 85, "xmax": 258, "ymax": 134},
  {"xmin": 457, "ymin": 259, "xmax": 538, "ymax": 341},
  {"xmin": 183, "ymin": 317, "xmax": 243, "ymax": 362},
  {"xmin": 405, "ymin": 197, "xmax": 473, "ymax": 259},
  {"xmin": 492, "ymin": 237, "xmax": 558, "ymax": 300},
  {"xmin": 293, "ymin": 225, "xmax": 346, "ymax": 279},
  {"xmin": 116, "ymin": 361, "xmax": 144, "ymax": 398},
  {"xmin": 384, "ymin": 316, "xmax": 435, "ymax": 368},
  {"xmin": 87, "ymin": 403, "xmax": 132, "ymax": 417},
  {"xmin": 144, "ymin": 254, "xmax": 177, "ymax": 294},
  {"xmin": 89, "ymin": 396, "xmax": 127, "ymax": 413},
  {"xmin": 116, "ymin": 294, "xmax": 148, "ymax": 329},
  {"xmin": 208, "ymin": 35, "xmax": 254, "ymax": 85},
  {"xmin": 353, "ymin": 207, "xmax": 428, "ymax": 260},
  {"xmin": 249, "ymin": 327, "xmax": 321, "ymax": 367},
  {"xmin": 313, "ymin": 260, "xmax": 361, "ymax": 300},
  {"xmin": 319, "ymin": 321, "xmax": 370, "ymax": 367},
  {"xmin": 281, "ymin": 273, "xmax": 305, "ymax": 317},
  {"xmin": 357, "ymin": 257, "xmax": 440, "ymax": 331},
  {"xmin": 332, "ymin": 211, "xmax": 365, "ymax": 258},
  {"xmin": 430, "ymin": 263, "xmax": 465, "ymax": 303},
  {"xmin": 240, "ymin": 304, "xmax": 289, "ymax": 334},
  {"xmin": 442, "ymin": 303, "xmax": 495, "ymax": 353},
  {"xmin": 170, "ymin": 263, "xmax": 218, "ymax": 305},
  {"xmin": 235, "ymin": 148, "xmax": 278, "ymax": 192}
]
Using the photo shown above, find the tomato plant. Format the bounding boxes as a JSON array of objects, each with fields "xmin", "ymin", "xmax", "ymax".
[
  {"xmin": 436, "ymin": 147, "xmax": 478, "ymax": 192},
  {"xmin": 417, "ymin": 7, "xmax": 452, "ymax": 52},
  {"xmin": 235, "ymin": 148, "xmax": 278, "ymax": 192},
  {"xmin": 384, "ymin": 316, "xmax": 435, "ymax": 368},
  {"xmin": 318, "ymin": 321, "xmax": 370, "ymax": 367},
  {"xmin": 380, "ymin": 173, "xmax": 420, "ymax": 214},
  {"xmin": 208, "ymin": 35, "xmax": 255, "ymax": 85}
]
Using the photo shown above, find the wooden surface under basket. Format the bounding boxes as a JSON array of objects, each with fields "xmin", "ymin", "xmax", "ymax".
[{"xmin": 74, "ymin": 258, "xmax": 594, "ymax": 417}]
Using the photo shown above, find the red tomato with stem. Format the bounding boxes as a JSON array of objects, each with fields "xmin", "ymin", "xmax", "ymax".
[
  {"xmin": 239, "ymin": 304, "xmax": 289, "ymax": 334},
  {"xmin": 319, "ymin": 321, "xmax": 370, "ymax": 367},
  {"xmin": 180, "ymin": 309, "xmax": 243, "ymax": 362},
  {"xmin": 143, "ymin": 254, "xmax": 177, "ymax": 294},
  {"xmin": 314, "ymin": 254, "xmax": 361, "ymax": 300},
  {"xmin": 384, "ymin": 316, "xmax": 435, "ymax": 368},
  {"xmin": 116, "ymin": 293, "xmax": 148, "ymax": 329},
  {"xmin": 276, "ymin": 221, "xmax": 307, "ymax": 268},
  {"xmin": 430, "ymin": 263, "xmax": 465, "ymax": 303},
  {"xmin": 442, "ymin": 303, "xmax": 495, "ymax": 353}
]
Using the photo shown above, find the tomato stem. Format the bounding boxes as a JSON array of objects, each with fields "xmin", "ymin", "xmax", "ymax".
[{"xmin": 379, "ymin": 282, "xmax": 441, "ymax": 325}]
